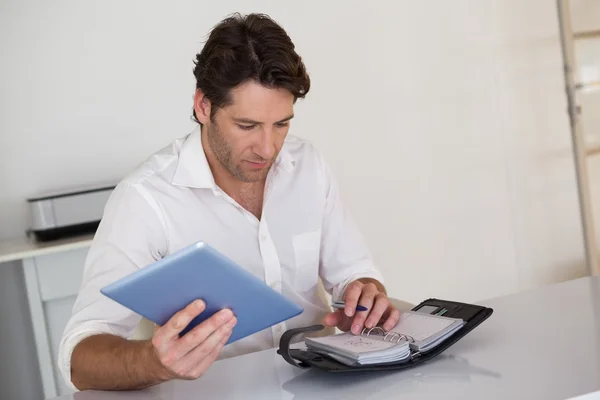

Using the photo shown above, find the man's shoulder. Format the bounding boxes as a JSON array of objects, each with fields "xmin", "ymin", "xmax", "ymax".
[
  {"xmin": 120, "ymin": 136, "xmax": 186, "ymax": 187},
  {"xmin": 282, "ymin": 134, "xmax": 324, "ymax": 165}
]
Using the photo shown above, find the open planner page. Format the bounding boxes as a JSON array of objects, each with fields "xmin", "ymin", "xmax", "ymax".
[
  {"xmin": 307, "ymin": 333, "xmax": 399, "ymax": 354},
  {"xmin": 393, "ymin": 311, "xmax": 463, "ymax": 342}
]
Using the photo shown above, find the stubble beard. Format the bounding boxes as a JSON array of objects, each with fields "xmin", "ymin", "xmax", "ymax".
[{"xmin": 207, "ymin": 122, "xmax": 273, "ymax": 183}]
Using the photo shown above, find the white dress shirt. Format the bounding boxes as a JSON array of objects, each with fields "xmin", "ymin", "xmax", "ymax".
[{"xmin": 58, "ymin": 127, "xmax": 384, "ymax": 387}]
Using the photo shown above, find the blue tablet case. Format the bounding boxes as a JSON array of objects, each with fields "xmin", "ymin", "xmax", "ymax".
[{"xmin": 100, "ymin": 241, "xmax": 303, "ymax": 343}]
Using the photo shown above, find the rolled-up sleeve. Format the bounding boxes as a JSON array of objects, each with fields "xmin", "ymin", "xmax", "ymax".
[
  {"xmin": 57, "ymin": 182, "xmax": 167, "ymax": 389},
  {"xmin": 316, "ymin": 155, "xmax": 385, "ymax": 302}
]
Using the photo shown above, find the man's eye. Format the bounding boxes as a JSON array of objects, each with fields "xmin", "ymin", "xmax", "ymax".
[
  {"xmin": 238, "ymin": 124, "xmax": 255, "ymax": 131},
  {"xmin": 275, "ymin": 122, "xmax": 289, "ymax": 128}
]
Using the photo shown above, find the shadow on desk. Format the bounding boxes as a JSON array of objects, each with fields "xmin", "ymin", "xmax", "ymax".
[
  {"xmin": 65, "ymin": 354, "xmax": 501, "ymax": 400},
  {"xmin": 281, "ymin": 354, "xmax": 502, "ymax": 400},
  {"xmin": 71, "ymin": 390, "xmax": 169, "ymax": 400},
  {"xmin": 70, "ymin": 391, "xmax": 165, "ymax": 400}
]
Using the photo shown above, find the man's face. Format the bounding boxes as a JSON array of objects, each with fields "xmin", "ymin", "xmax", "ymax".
[{"xmin": 201, "ymin": 81, "xmax": 295, "ymax": 183}]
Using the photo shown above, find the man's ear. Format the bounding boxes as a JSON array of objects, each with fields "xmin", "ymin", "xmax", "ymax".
[{"xmin": 193, "ymin": 89, "xmax": 211, "ymax": 124}]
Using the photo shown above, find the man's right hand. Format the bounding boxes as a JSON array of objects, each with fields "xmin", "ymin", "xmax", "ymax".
[{"xmin": 149, "ymin": 299, "xmax": 237, "ymax": 381}]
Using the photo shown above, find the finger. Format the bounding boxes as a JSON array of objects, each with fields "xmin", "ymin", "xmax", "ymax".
[
  {"xmin": 342, "ymin": 281, "xmax": 363, "ymax": 317},
  {"xmin": 172, "ymin": 309, "xmax": 234, "ymax": 361},
  {"xmin": 176, "ymin": 316, "xmax": 237, "ymax": 377},
  {"xmin": 364, "ymin": 293, "xmax": 390, "ymax": 329},
  {"xmin": 323, "ymin": 310, "xmax": 353, "ymax": 331},
  {"xmin": 382, "ymin": 306, "xmax": 401, "ymax": 331},
  {"xmin": 323, "ymin": 311, "xmax": 342, "ymax": 327},
  {"xmin": 350, "ymin": 284, "xmax": 378, "ymax": 334},
  {"xmin": 336, "ymin": 315, "xmax": 353, "ymax": 332},
  {"xmin": 188, "ymin": 328, "xmax": 233, "ymax": 379},
  {"xmin": 153, "ymin": 300, "xmax": 206, "ymax": 350}
]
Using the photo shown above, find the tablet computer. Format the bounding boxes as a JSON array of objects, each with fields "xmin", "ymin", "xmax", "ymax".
[{"xmin": 100, "ymin": 241, "xmax": 303, "ymax": 343}]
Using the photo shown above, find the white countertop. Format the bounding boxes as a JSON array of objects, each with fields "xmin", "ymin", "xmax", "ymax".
[
  {"xmin": 51, "ymin": 276, "xmax": 600, "ymax": 400},
  {"xmin": 0, "ymin": 234, "xmax": 94, "ymax": 264}
]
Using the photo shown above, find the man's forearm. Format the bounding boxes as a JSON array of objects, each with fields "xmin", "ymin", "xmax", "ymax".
[{"xmin": 70, "ymin": 334, "xmax": 169, "ymax": 391}]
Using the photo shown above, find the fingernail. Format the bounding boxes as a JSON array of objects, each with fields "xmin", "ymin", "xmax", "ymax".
[
  {"xmin": 195, "ymin": 300, "xmax": 205, "ymax": 309},
  {"xmin": 352, "ymin": 324, "xmax": 361, "ymax": 334},
  {"xmin": 227, "ymin": 317, "xmax": 237, "ymax": 328},
  {"xmin": 220, "ymin": 309, "xmax": 233, "ymax": 321},
  {"xmin": 345, "ymin": 307, "xmax": 354, "ymax": 317}
]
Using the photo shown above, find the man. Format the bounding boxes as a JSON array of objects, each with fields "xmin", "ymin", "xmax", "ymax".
[{"xmin": 58, "ymin": 13, "xmax": 400, "ymax": 391}]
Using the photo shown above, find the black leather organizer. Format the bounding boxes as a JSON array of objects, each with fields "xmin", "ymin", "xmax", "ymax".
[{"xmin": 277, "ymin": 298, "xmax": 493, "ymax": 372}]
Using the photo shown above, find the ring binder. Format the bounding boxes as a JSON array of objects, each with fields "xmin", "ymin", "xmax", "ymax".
[
  {"xmin": 361, "ymin": 326, "xmax": 415, "ymax": 344},
  {"xmin": 277, "ymin": 298, "xmax": 494, "ymax": 373},
  {"xmin": 278, "ymin": 324, "xmax": 325, "ymax": 369}
]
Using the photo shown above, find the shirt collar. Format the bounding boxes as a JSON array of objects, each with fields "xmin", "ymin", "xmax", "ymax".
[
  {"xmin": 171, "ymin": 127, "xmax": 296, "ymax": 189},
  {"xmin": 171, "ymin": 127, "xmax": 216, "ymax": 189},
  {"xmin": 275, "ymin": 143, "xmax": 296, "ymax": 173}
]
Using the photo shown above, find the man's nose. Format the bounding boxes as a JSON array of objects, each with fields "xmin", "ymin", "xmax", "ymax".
[{"xmin": 254, "ymin": 128, "xmax": 275, "ymax": 160}]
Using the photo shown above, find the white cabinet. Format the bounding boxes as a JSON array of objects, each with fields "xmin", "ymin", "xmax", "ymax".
[
  {"xmin": 23, "ymin": 247, "xmax": 89, "ymax": 398},
  {"xmin": 0, "ymin": 235, "xmax": 92, "ymax": 399},
  {"xmin": 34, "ymin": 249, "xmax": 87, "ymax": 302}
]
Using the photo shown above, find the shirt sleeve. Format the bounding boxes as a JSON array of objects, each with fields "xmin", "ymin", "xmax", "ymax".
[
  {"xmin": 57, "ymin": 182, "xmax": 167, "ymax": 389},
  {"xmin": 316, "ymin": 153, "xmax": 385, "ymax": 302}
]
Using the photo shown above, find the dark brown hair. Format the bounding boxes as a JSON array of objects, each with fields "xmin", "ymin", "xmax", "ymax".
[{"xmin": 192, "ymin": 13, "xmax": 310, "ymax": 123}]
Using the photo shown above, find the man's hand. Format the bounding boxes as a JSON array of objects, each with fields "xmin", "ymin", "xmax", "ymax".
[
  {"xmin": 323, "ymin": 279, "xmax": 400, "ymax": 335},
  {"xmin": 70, "ymin": 299, "xmax": 236, "ymax": 391},
  {"xmin": 149, "ymin": 299, "xmax": 237, "ymax": 380}
]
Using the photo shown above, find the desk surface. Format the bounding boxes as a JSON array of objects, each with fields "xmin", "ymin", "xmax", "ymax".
[
  {"xmin": 52, "ymin": 276, "xmax": 600, "ymax": 400},
  {"xmin": 0, "ymin": 234, "xmax": 93, "ymax": 264}
]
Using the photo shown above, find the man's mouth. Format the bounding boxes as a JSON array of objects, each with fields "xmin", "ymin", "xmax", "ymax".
[{"xmin": 244, "ymin": 160, "xmax": 269, "ymax": 169}]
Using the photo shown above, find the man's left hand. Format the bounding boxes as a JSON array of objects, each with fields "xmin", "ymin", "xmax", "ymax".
[{"xmin": 323, "ymin": 279, "xmax": 400, "ymax": 335}]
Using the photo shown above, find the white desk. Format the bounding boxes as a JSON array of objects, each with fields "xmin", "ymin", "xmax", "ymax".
[
  {"xmin": 49, "ymin": 276, "xmax": 600, "ymax": 400},
  {"xmin": 0, "ymin": 234, "xmax": 93, "ymax": 264}
]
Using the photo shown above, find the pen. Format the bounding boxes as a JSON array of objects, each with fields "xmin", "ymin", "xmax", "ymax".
[{"xmin": 331, "ymin": 301, "xmax": 369, "ymax": 312}]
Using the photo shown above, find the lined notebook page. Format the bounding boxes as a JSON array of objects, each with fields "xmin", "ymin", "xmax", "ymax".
[
  {"xmin": 308, "ymin": 334, "xmax": 398, "ymax": 354},
  {"xmin": 393, "ymin": 312, "xmax": 460, "ymax": 341}
]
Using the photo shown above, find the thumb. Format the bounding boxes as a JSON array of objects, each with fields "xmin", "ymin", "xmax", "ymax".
[{"xmin": 323, "ymin": 310, "xmax": 343, "ymax": 327}]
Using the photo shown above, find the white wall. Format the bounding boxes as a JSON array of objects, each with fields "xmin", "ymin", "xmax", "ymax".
[
  {"xmin": 589, "ymin": 155, "xmax": 600, "ymax": 257},
  {"xmin": 0, "ymin": 1, "xmax": 588, "ymax": 306},
  {"xmin": 569, "ymin": 0, "xmax": 600, "ymax": 33},
  {"xmin": 570, "ymin": 0, "xmax": 600, "ymax": 269}
]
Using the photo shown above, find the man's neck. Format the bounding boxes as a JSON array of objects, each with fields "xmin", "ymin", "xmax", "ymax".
[{"xmin": 201, "ymin": 129, "xmax": 266, "ymax": 218}]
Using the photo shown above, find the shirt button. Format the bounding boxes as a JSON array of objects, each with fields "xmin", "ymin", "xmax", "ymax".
[{"xmin": 260, "ymin": 234, "xmax": 267, "ymax": 242}]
